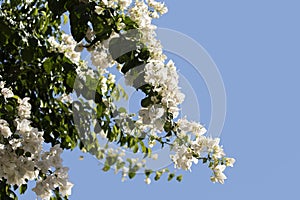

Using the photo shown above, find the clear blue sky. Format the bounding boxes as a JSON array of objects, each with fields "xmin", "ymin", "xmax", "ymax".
[{"xmin": 22, "ymin": 0, "xmax": 300, "ymax": 199}]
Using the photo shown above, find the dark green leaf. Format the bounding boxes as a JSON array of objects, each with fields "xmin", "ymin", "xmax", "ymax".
[
  {"xmin": 176, "ymin": 175, "xmax": 183, "ymax": 182},
  {"xmin": 168, "ymin": 173, "xmax": 175, "ymax": 181},
  {"xmin": 19, "ymin": 184, "xmax": 27, "ymax": 194}
]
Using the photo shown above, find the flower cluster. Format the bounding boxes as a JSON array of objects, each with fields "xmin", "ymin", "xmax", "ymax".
[
  {"xmin": 145, "ymin": 60, "xmax": 185, "ymax": 118},
  {"xmin": 95, "ymin": 0, "xmax": 133, "ymax": 11},
  {"xmin": 48, "ymin": 33, "xmax": 81, "ymax": 65},
  {"xmin": 115, "ymin": 1, "xmax": 185, "ymax": 131},
  {"xmin": 128, "ymin": 0, "xmax": 166, "ymax": 61},
  {"xmin": 0, "ymin": 83, "xmax": 73, "ymax": 199},
  {"xmin": 90, "ymin": 39, "xmax": 116, "ymax": 70},
  {"xmin": 170, "ymin": 118, "xmax": 235, "ymax": 184},
  {"xmin": 139, "ymin": 104, "xmax": 165, "ymax": 132}
]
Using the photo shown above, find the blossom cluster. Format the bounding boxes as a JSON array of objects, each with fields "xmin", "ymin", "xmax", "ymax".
[
  {"xmin": 90, "ymin": 39, "xmax": 116, "ymax": 70},
  {"xmin": 112, "ymin": 1, "xmax": 185, "ymax": 131},
  {"xmin": 0, "ymin": 82, "xmax": 73, "ymax": 199},
  {"xmin": 48, "ymin": 33, "xmax": 81, "ymax": 64},
  {"xmin": 171, "ymin": 118, "xmax": 235, "ymax": 184}
]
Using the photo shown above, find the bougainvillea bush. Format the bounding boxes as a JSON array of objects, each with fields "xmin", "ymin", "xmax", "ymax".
[{"xmin": 0, "ymin": 0, "xmax": 235, "ymax": 199}]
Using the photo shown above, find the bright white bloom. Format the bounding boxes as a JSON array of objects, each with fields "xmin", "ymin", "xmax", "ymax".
[
  {"xmin": 0, "ymin": 119, "xmax": 13, "ymax": 138},
  {"xmin": 225, "ymin": 158, "xmax": 236, "ymax": 167},
  {"xmin": 177, "ymin": 118, "xmax": 207, "ymax": 136},
  {"xmin": 25, "ymin": 0, "xmax": 33, "ymax": 4},
  {"xmin": 48, "ymin": 33, "xmax": 80, "ymax": 64},
  {"xmin": 91, "ymin": 40, "xmax": 116, "ymax": 69},
  {"xmin": 9, "ymin": 138, "xmax": 22, "ymax": 150},
  {"xmin": 15, "ymin": 118, "xmax": 32, "ymax": 134},
  {"xmin": 212, "ymin": 144, "xmax": 225, "ymax": 159},
  {"xmin": 144, "ymin": 61, "xmax": 168, "ymax": 87},
  {"xmin": 49, "ymin": 144, "xmax": 64, "ymax": 168},
  {"xmin": 139, "ymin": 104, "xmax": 165, "ymax": 132},
  {"xmin": 144, "ymin": 177, "xmax": 151, "ymax": 184},
  {"xmin": 118, "ymin": 0, "xmax": 132, "ymax": 10},
  {"xmin": 95, "ymin": 6, "xmax": 105, "ymax": 15},
  {"xmin": 18, "ymin": 97, "xmax": 31, "ymax": 119},
  {"xmin": 1, "ymin": 88, "xmax": 14, "ymax": 99},
  {"xmin": 57, "ymin": 93, "xmax": 73, "ymax": 103},
  {"xmin": 146, "ymin": 0, "xmax": 168, "ymax": 18},
  {"xmin": 170, "ymin": 146, "xmax": 198, "ymax": 171},
  {"xmin": 32, "ymin": 180, "xmax": 52, "ymax": 200},
  {"xmin": 0, "ymin": 81, "xmax": 5, "ymax": 88},
  {"xmin": 211, "ymin": 165, "xmax": 227, "ymax": 184}
]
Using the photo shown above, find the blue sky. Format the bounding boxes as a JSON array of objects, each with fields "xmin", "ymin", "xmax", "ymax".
[{"xmin": 22, "ymin": 0, "xmax": 300, "ymax": 199}]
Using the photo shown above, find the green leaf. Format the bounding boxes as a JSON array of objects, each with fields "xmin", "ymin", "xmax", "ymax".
[
  {"xmin": 132, "ymin": 144, "xmax": 139, "ymax": 153},
  {"xmin": 112, "ymin": 125, "xmax": 120, "ymax": 135},
  {"xmin": 102, "ymin": 165, "xmax": 110, "ymax": 172},
  {"xmin": 154, "ymin": 171, "xmax": 162, "ymax": 181},
  {"xmin": 43, "ymin": 58, "xmax": 52, "ymax": 74},
  {"xmin": 163, "ymin": 121, "xmax": 172, "ymax": 133},
  {"xmin": 19, "ymin": 184, "xmax": 27, "ymax": 194},
  {"xmin": 70, "ymin": 12, "xmax": 88, "ymax": 42},
  {"xmin": 141, "ymin": 96, "xmax": 152, "ymax": 107},
  {"xmin": 63, "ymin": 13, "xmax": 69, "ymax": 25},
  {"xmin": 118, "ymin": 107, "xmax": 127, "ymax": 113},
  {"xmin": 145, "ymin": 169, "xmax": 153, "ymax": 177},
  {"xmin": 24, "ymin": 152, "xmax": 31, "ymax": 158},
  {"xmin": 168, "ymin": 173, "xmax": 175, "ymax": 181},
  {"xmin": 128, "ymin": 171, "xmax": 136, "ymax": 179},
  {"xmin": 0, "ymin": 22, "xmax": 11, "ymax": 45},
  {"xmin": 22, "ymin": 46, "xmax": 34, "ymax": 63},
  {"xmin": 127, "ymin": 136, "xmax": 135, "ymax": 148},
  {"xmin": 176, "ymin": 175, "xmax": 183, "ymax": 182}
]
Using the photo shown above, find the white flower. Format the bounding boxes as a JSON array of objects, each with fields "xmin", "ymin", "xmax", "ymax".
[
  {"xmin": 147, "ymin": 0, "xmax": 168, "ymax": 15},
  {"xmin": 25, "ymin": 0, "xmax": 33, "ymax": 4},
  {"xmin": 211, "ymin": 165, "xmax": 227, "ymax": 184},
  {"xmin": 171, "ymin": 146, "xmax": 196, "ymax": 171},
  {"xmin": 0, "ymin": 81, "xmax": 5, "ymax": 89},
  {"xmin": 144, "ymin": 177, "xmax": 151, "ymax": 184},
  {"xmin": 0, "ymin": 119, "xmax": 13, "ymax": 138},
  {"xmin": 48, "ymin": 33, "xmax": 81, "ymax": 64},
  {"xmin": 95, "ymin": 5, "xmax": 105, "ymax": 15},
  {"xmin": 139, "ymin": 104, "xmax": 165, "ymax": 132},
  {"xmin": 32, "ymin": 167, "xmax": 73, "ymax": 199},
  {"xmin": 9, "ymin": 139, "xmax": 22, "ymax": 150},
  {"xmin": 148, "ymin": 104, "xmax": 164, "ymax": 121},
  {"xmin": 1, "ymin": 88, "xmax": 14, "ymax": 99},
  {"xmin": 225, "ymin": 158, "xmax": 236, "ymax": 167},
  {"xmin": 212, "ymin": 145, "xmax": 225, "ymax": 159},
  {"xmin": 15, "ymin": 118, "xmax": 32, "ymax": 134},
  {"xmin": 60, "ymin": 181, "xmax": 74, "ymax": 197},
  {"xmin": 118, "ymin": 0, "xmax": 132, "ymax": 10},
  {"xmin": 18, "ymin": 97, "xmax": 31, "ymax": 119},
  {"xmin": 32, "ymin": 180, "xmax": 52, "ymax": 200},
  {"xmin": 57, "ymin": 93, "xmax": 73, "ymax": 103}
]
